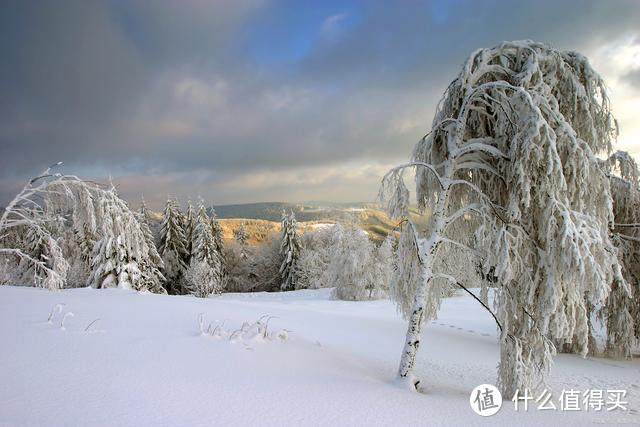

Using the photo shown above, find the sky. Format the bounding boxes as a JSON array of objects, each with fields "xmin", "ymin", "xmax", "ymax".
[{"xmin": 1, "ymin": 0, "xmax": 639, "ymax": 209}]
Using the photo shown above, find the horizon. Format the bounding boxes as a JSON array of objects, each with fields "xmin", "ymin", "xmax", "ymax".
[{"xmin": 1, "ymin": 1, "xmax": 639, "ymax": 210}]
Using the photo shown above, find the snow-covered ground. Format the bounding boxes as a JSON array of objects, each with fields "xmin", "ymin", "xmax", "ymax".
[{"xmin": 0, "ymin": 286, "xmax": 639, "ymax": 426}]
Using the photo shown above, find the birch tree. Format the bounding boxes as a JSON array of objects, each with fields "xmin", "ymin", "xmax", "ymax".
[
  {"xmin": 380, "ymin": 40, "xmax": 624, "ymax": 395},
  {"xmin": 604, "ymin": 151, "xmax": 640, "ymax": 358}
]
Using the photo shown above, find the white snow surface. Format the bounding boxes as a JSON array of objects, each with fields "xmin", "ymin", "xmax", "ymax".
[{"xmin": 1, "ymin": 286, "xmax": 639, "ymax": 426}]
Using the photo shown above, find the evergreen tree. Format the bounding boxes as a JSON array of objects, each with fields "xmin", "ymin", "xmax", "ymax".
[
  {"xmin": 159, "ymin": 198, "xmax": 189, "ymax": 294},
  {"xmin": 234, "ymin": 222, "xmax": 248, "ymax": 259},
  {"xmin": 138, "ymin": 215, "xmax": 166, "ymax": 294},
  {"xmin": 139, "ymin": 197, "xmax": 150, "ymax": 222},
  {"xmin": 184, "ymin": 200, "xmax": 195, "ymax": 259},
  {"xmin": 279, "ymin": 210, "xmax": 300, "ymax": 291},
  {"xmin": 88, "ymin": 197, "xmax": 145, "ymax": 290},
  {"xmin": 184, "ymin": 200, "xmax": 223, "ymax": 297},
  {"xmin": 209, "ymin": 206, "xmax": 226, "ymax": 276}
]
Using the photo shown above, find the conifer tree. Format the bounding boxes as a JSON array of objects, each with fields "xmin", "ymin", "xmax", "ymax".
[
  {"xmin": 209, "ymin": 206, "xmax": 226, "ymax": 275},
  {"xmin": 159, "ymin": 198, "xmax": 189, "ymax": 294},
  {"xmin": 279, "ymin": 210, "xmax": 300, "ymax": 291},
  {"xmin": 234, "ymin": 222, "xmax": 248, "ymax": 259},
  {"xmin": 184, "ymin": 200, "xmax": 195, "ymax": 260},
  {"xmin": 184, "ymin": 200, "xmax": 223, "ymax": 297}
]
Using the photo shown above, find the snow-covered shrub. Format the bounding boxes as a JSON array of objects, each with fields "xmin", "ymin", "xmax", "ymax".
[
  {"xmin": 185, "ymin": 260, "xmax": 221, "ymax": 298},
  {"xmin": 198, "ymin": 313, "xmax": 289, "ymax": 343}
]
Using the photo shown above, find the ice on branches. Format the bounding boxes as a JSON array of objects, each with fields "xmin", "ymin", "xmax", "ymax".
[
  {"xmin": 380, "ymin": 40, "xmax": 626, "ymax": 395},
  {"xmin": 0, "ymin": 164, "xmax": 166, "ymax": 293}
]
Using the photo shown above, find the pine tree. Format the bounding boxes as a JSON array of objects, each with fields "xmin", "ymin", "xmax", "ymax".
[
  {"xmin": 139, "ymin": 197, "xmax": 150, "ymax": 222},
  {"xmin": 234, "ymin": 222, "xmax": 248, "ymax": 259},
  {"xmin": 184, "ymin": 200, "xmax": 223, "ymax": 297},
  {"xmin": 279, "ymin": 210, "xmax": 300, "ymax": 291},
  {"xmin": 19, "ymin": 223, "xmax": 53, "ymax": 285},
  {"xmin": 159, "ymin": 198, "xmax": 189, "ymax": 294},
  {"xmin": 209, "ymin": 206, "xmax": 226, "ymax": 273},
  {"xmin": 184, "ymin": 200, "xmax": 195, "ymax": 260},
  {"xmin": 137, "ymin": 215, "xmax": 166, "ymax": 294}
]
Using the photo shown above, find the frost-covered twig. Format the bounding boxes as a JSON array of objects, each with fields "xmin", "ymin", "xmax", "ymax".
[
  {"xmin": 60, "ymin": 312, "xmax": 74, "ymax": 330},
  {"xmin": 84, "ymin": 319, "xmax": 100, "ymax": 332},
  {"xmin": 47, "ymin": 303, "xmax": 65, "ymax": 323}
]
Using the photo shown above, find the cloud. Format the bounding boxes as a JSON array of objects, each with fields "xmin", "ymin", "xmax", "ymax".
[{"xmin": 1, "ymin": 0, "xmax": 639, "ymax": 207}]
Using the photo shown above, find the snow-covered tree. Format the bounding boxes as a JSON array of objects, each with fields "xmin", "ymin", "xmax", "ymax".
[
  {"xmin": 0, "ymin": 164, "xmax": 166, "ymax": 293},
  {"xmin": 137, "ymin": 215, "xmax": 166, "ymax": 294},
  {"xmin": 249, "ymin": 233, "xmax": 282, "ymax": 292},
  {"xmin": 209, "ymin": 206, "xmax": 226, "ymax": 275},
  {"xmin": 234, "ymin": 222, "xmax": 248, "ymax": 259},
  {"xmin": 139, "ymin": 197, "xmax": 150, "ymax": 222},
  {"xmin": 87, "ymin": 189, "xmax": 163, "ymax": 291},
  {"xmin": 325, "ymin": 223, "xmax": 377, "ymax": 301},
  {"xmin": 370, "ymin": 235, "xmax": 394, "ymax": 299},
  {"xmin": 184, "ymin": 200, "xmax": 223, "ymax": 297},
  {"xmin": 380, "ymin": 40, "xmax": 624, "ymax": 395},
  {"xmin": 184, "ymin": 200, "xmax": 195, "ymax": 259},
  {"xmin": 604, "ymin": 151, "xmax": 640, "ymax": 358},
  {"xmin": 159, "ymin": 198, "xmax": 189, "ymax": 294},
  {"xmin": 295, "ymin": 226, "xmax": 336, "ymax": 289},
  {"xmin": 0, "ymin": 165, "xmax": 70, "ymax": 290},
  {"xmin": 223, "ymin": 242, "xmax": 252, "ymax": 292},
  {"xmin": 279, "ymin": 210, "xmax": 300, "ymax": 291}
]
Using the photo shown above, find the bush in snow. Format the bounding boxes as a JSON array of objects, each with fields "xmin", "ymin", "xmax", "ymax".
[{"xmin": 380, "ymin": 40, "xmax": 625, "ymax": 395}]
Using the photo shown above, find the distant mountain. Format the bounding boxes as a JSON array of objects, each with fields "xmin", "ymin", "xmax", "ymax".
[
  {"xmin": 209, "ymin": 201, "xmax": 376, "ymax": 222},
  {"xmin": 150, "ymin": 201, "xmax": 398, "ymax": 244}
]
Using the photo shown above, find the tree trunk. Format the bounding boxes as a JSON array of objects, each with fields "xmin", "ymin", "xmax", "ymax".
[{"xmin": 397, "ymin": 162, "xmax": 451, "ymax": 390}]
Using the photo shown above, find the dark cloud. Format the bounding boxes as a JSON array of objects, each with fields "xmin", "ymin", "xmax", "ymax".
[
  {"xmin": 622, "ymin": 69, "xmax": 640, "ymax": 90},
  {"xmin": 1, "ymin": 0, "xmax": 639, "ymax": 208}
]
